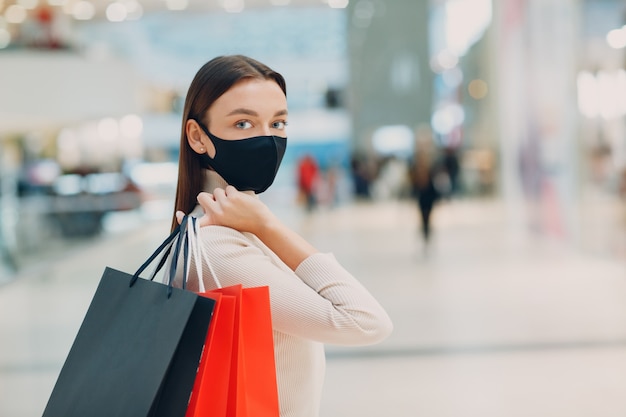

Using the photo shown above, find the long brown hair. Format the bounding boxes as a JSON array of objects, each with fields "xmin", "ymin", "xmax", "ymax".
[{"xmin": 171, "ymin": 55, "xmax": 287, "ymax": 231}]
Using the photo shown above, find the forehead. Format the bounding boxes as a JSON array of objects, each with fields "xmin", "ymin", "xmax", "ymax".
[{"xmin": 210, "ymin": 78, "xmax": 287, "ymax": 116}]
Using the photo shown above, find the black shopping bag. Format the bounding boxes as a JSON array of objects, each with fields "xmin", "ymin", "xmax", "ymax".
[{"xmin": 42, "ymin": 216, "xmax": 215, "ymax": 417}]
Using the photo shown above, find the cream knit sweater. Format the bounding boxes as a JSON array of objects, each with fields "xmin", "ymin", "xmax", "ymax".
[{"xmin": 175, "ymin": 170, "xmax": 393, "ymax": 417}]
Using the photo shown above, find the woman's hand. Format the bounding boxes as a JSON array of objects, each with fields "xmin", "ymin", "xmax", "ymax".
[
  {"xmin": 177, "ymin": 185, "xmax": 317, "ymax": 270},
  {"xmin": 176, "ymin": 185, "xmax": 275, "ymax": 235}
]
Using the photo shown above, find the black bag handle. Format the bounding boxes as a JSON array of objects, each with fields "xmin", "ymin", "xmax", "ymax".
[
  {"xmin": 179, "ymin": 216, "xmax": 198, "ymax": 291},
  {"xmin": 130, "ymin": 215, "xmax": 190, "ymax": 298}
]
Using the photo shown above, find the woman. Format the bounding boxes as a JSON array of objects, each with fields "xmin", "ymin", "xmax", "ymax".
[
  {"xmin": 171, "ymin": 55, "xmax": 392, "ymax": 417},
  {"xmin": 409, "ymin": 126, "xmax": 441, "ymax": 249}
]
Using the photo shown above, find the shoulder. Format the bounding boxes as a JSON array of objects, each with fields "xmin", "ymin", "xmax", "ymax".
[
  {"xmin": 195, "ymin": 225, "xmax": 270, "ymax": 259},
  {"xmin": 197, "ymin": 225, "xmax": 252, "ymax": 246}
]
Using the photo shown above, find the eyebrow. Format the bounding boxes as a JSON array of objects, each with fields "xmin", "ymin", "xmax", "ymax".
[{"xmin": 226, "ymin": 108, "xmax": 288, "ymax": 117}]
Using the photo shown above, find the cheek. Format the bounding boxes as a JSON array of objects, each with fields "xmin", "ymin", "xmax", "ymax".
[{"xmin": 206, "ymin": 139, "xmax": 216, "ymax": 158}]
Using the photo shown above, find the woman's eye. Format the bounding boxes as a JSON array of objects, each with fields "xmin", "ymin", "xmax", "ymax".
[
  {"xmin": 272, "ymin": 121, "xmax": 288, "ymax": 130},
  {"xmin": 235, "ymin": 121, "xmax": 252, "ymax": 129}
]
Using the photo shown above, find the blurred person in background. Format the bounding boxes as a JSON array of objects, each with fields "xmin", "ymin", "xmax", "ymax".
[
  {"xmin": 442, "ymin": 146, "xmax": 461, "ymax": 197},
  {"xmin": 350, "ymin": 152, "xmax": 376, "ymax": 199},
  {"xmin": 296, "ymin": 153, "xmax": 320, "ymax": 212},
  {"xmin": 409, "ymin": 126, "xmax": 442, "ymax": 252},
  {"xmin": 170, "ymin": 55, "xmax": 393, "ymax": 417}
]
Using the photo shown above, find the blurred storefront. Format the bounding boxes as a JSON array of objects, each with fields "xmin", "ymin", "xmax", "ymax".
[
  {"xmin": 344, "ymin": 0, "xmax": 624, "ymax": 253},
  {"xmin": 491, "ymin": 0, "xmax": 582, "ymax": 239},
  {"xmin": 488, "ymin": 0, "xmax": 626, "ymax": 252},
  {"xmin": 0, "ymin": 52, "xmax": 146, "ymax": 281}
]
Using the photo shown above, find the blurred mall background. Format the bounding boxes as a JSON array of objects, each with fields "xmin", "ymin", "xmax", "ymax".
[
  {"xmin": 0, "ymin": 0, "xmax": 625, "ymax": 275},
  {"xmin": 1, "ymin": 0, "xmax": 626, "ymax": 415}
]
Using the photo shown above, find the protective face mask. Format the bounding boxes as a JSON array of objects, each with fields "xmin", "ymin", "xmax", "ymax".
[{"xmin": 195, "ymin": 121, "xmax": 287, "ymax": 194}]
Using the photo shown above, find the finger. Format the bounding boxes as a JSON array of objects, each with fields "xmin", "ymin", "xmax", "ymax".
[
  {"xmin": 197, "ymin": 192, "xmax": 223, "ymax": 217},
  {"xmin": 197, "ymin": 192, "xmax": 215, "ymax": 206},
  {"xmin": 212, "ymin": 187, "xmax": 227, "ymax": 203},
  {"xmin": 224, "ymin": 185, "xmax": 238, "ymax": 196},
  {"xmin": 185, "ymin": 196, "xmax": 213, "ymax": 227}
]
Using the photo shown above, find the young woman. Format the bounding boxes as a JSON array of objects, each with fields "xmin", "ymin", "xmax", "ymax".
[
  {"xmin": 409, "ymin": 126, "xmax": 443, "ymax": 250},
  {"xmin": 172, "ymin": 55, "xmax": 392, "ymax": 417}
]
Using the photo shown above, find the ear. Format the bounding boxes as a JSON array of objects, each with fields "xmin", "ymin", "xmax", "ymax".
[{"xmin": 186, "ymin": 119, "xmax": 215, "ymax": 157}]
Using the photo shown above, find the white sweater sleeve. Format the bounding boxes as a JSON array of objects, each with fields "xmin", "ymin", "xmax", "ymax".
[{"xmin": 193, "ymin": 225, "xmax": 393, "ymax": 347}]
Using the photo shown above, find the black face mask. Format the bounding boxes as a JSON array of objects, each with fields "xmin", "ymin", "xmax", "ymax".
[{"xmin": 195, "ymin": 121, "xmax": 287, "ymax": 194}]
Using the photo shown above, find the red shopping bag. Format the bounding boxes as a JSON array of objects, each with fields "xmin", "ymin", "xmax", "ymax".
[
  {"xmin": 186, "ymin": 285, "xmax": 279, "ymax": 417},
  {"xmin": 185, "ymin": 291, "xmax": 237, "ymax": 417}
]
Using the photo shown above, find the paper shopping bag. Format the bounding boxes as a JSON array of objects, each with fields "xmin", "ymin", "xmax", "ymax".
[
  {"xmin": 186, "ymin": 285, "xmax": 279, "ymax": 417},
  {"xmin": 185, "ymin": 292, "xmax": 237, "ymax": 417},
  {"xmin": 42, "ymin": 218, "xmax": 216, "ymax": 417}
]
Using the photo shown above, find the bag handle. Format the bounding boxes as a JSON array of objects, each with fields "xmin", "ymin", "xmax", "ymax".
[
  {"xmin": 187, "ymin": 217, "xmax": 205, "ymax": 292},
  {"xmin": 187, "ymin": 217, "xmax": 222, "ymax": 291},
  {"xmin": 130, "ymin": 215, "xmax": 191, "ymax": 298}
]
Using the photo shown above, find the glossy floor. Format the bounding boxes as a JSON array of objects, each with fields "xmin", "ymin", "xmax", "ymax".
[{"xmin": 1, "ymin": 196, "xmax": 625, "ymax": 417}]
